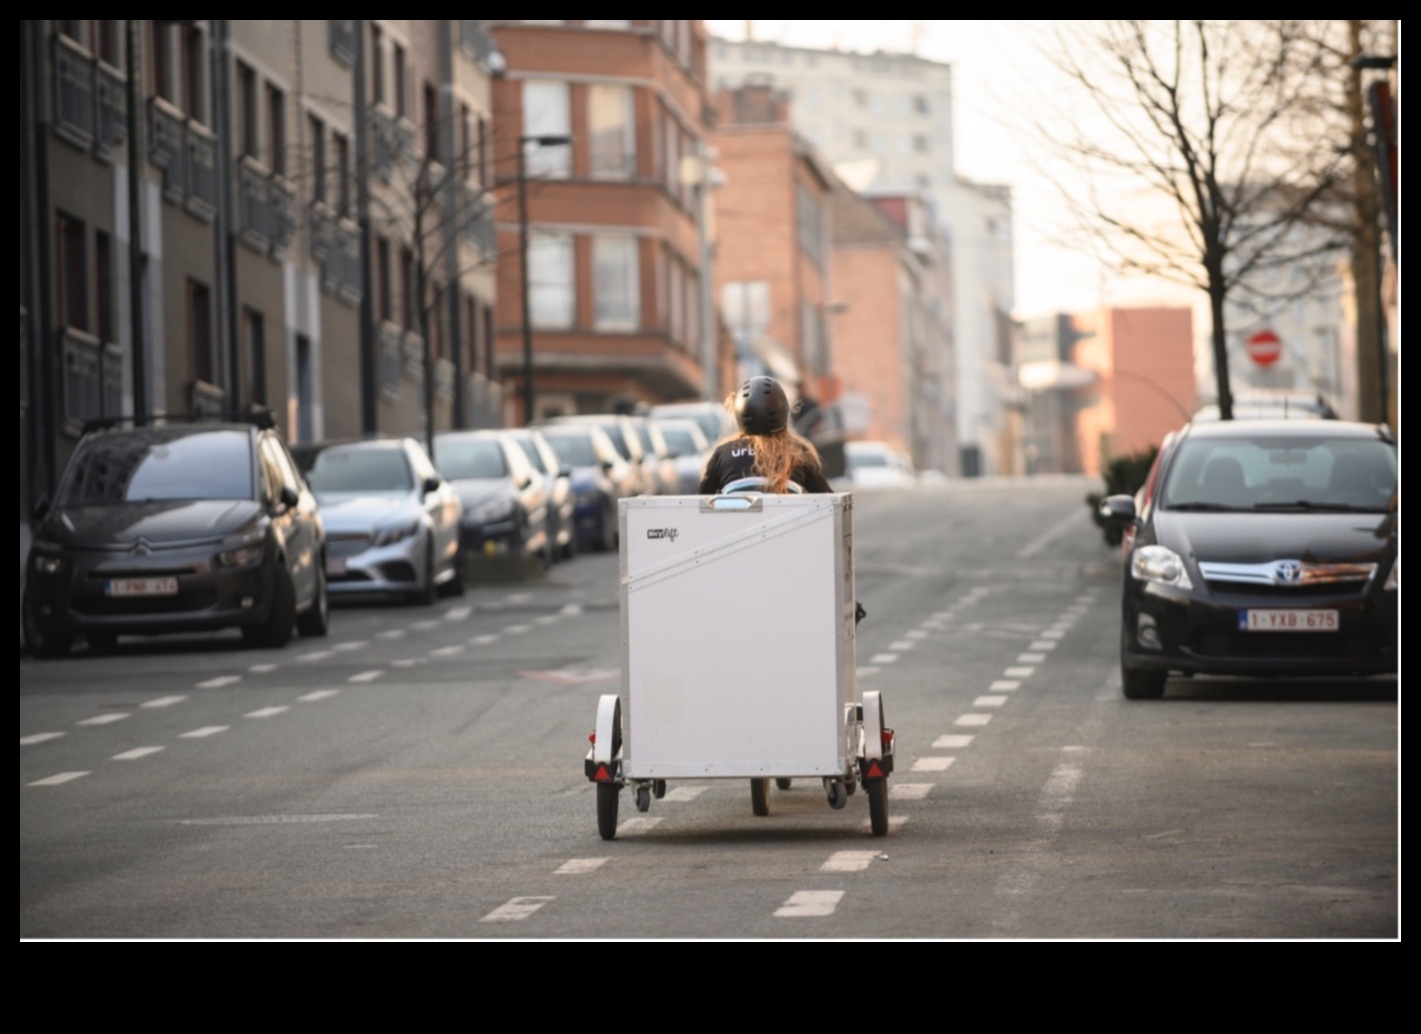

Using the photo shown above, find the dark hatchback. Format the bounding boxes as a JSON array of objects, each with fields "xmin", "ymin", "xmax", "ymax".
[
  {"xmin": 1100, "ymin": 419, "xmax": 1397, "ymax": 699},
  {"xmin": 24, "ymin": 415, "xmax": 329, "ymax": 657}
]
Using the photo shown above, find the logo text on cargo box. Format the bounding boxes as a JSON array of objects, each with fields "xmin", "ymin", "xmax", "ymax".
[{"xmin": 646, "ymin": 527, "xmax": 679, "ymax": 542}]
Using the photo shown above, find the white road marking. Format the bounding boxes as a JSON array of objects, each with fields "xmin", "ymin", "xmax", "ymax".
[
  {"xmin": 1041, "ymin": 629, "xmax": 1066, "ymax": 639},
  {"xmin": 912, "ymin": 756, "xmax": 955, "ymax": 771},
  {"xmin": 870, "ymin": 653, "xmax": 898, "ymax": 664},
  {"xmin": 973, "ymin": 695, "xmax": 1008, "ymax": 707},
  {"xmin": 296, "ymin": 650, "xmax": 334, "ymax": 663},
  {"xmin": 349, "ymin": 670, "xmax": 384, "ymax": 683},
  {"xmin": 933, "ymin": 734, "xmax": 974, "ymax": 748},
  {"xmin": 333, "ymin": 641, "xmax": 367, "ymax": 651},
  {"xmin": 180, "ymin": 726, "xmax": 229, "ymax": 738},
  {"xmin": 989, "ymin": 680, "xmax": 1021, "ymax": 691},
  {"xmin": 411, "ymin": 621, "xmax": 441, "ymax": 631},
  {"xmin": 431, "ymin": 645, "xmax": 465, "ymax": 657},
  {"xmin": 470, "ymin": 634, "xmax": 498, "ymax": 645},
  {"xmin": 299, "ymin": 689, "xmax": 339, "ymax": 702},
  {"xmin": 376, "ymin": 629, "xmax": 405, "ymax": 639},
  {"xmin": 1029, "ymin": 640, "xmax": 1057, "ymax": 651},
  {"xmin": 248, "ymin": 663, "xmax": 278, "ymax": 673},
  {"xmin": 244, "ymin": 706, "xmax": 288, "ymax": 718},
  {"xmin": 78, "ymin": 713, "xmax": 128, "ymax": 726},
  {"xmin": 446, "ymin": 606, "xmax": 472, "ymax": 620},
  {"xmin": 1017, "ymin": 652, "xmax": 1046, "ymax": 663},
  {"xmin": 535, "ymin": 615, "xmax": 559, "ymax": 625},
  {"xmin": 179, "ymin": 814, "xmax": 377, "ymax": 826},
  {"xmin": 21, "ymin": 732, "xmax": 64, "ymax": 745},
  {"xmin": 892, "ymin": 783, "xmax": 933, "ymax": 800},
  {"xmin": 1004, "ymin": 666, "xmax": 1035, "ymax": 678},
  {"xmin": 955, "ymin": 714, "xmax": 992, "ymax": 727},
  {"xmin": 142, "ymin": 696, "xmax": 187, "ymax": 708},
  {"xmin": 113, "ymin": 746, "xmax": 164, "ymax": 760},
  {"xmin": 1018, "ymin": 506, "xmax": 1089, "ymax": 559},
  {"xmin": 775, "ymin": 890, "xmax": 844, "ymax": 918},
  {"xmin": 560, "ymin": 603, "xmax": 583, "ymax": 615},
  {"xmin": 196, "ymin": 675, "xmax": 241, "ymax": 689},
  {"xmin": 856, "ymin": 667, "xmax": 881, "ymax": 677},
  {"xmin": 889, "ymin": 640, "xmax": 915, "ymax": 650},
  {"xmin": 904, "ymin": 629, "xmax": 929, "ymax": 639},
  {"xmin": 504, "ymin": 592, "xmax": 533, "ymax": 604},
  {"xmin": 821, "ymin": 850, "xmax": 879, "ymax": 873},
  {"xmin": 555, "ymin": 858, "xmax": 609, "ymax": 875},
  {"xmin": 995, "ymin": 757, "xmax": 1086, "ymax": 903},
  {"xmin": 663, "ymin": 786, "xmax": 706, "ymax": 802},
  {"xmin": 617, "ymin": 817, "xmax": 663, "ymax": 834},
  {"xmin": 391, "ymin": 658, "xmax": 424, "ymax": 668},
  {"xmin": 29, "ymin": 771, "xmax": 90, "ymax": 786},
  {"xmin": 503, "ymin": 624, "xmax": 531, "ymax": 635},
  {"xmin": 480, "ymin": 896, "xmax": 555, "ymax": 923}
]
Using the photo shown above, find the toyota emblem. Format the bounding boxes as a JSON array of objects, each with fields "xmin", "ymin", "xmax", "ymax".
[{"xmin": 1272, "ymin": 561, "xmax": 1302, "ymax": 585}]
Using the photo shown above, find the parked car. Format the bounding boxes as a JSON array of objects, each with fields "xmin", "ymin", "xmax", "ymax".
[
  {"xmin": 535, "ymin": 423, "xmax": 633, "ymax": 552},
  {"xmin": 505, "ymin": 427, "xmax": 577, "ymax": 561},
  {"xmin": 652, "ymin": 417, "xmax": 712, "ymax": 494},
  {"xmin": 1191, "ymin": 389, "xmax": 1339, "ymax": 422},
  {"xmin": 1099, "ymin": 419, "xmax": 1397, "ymax": 699},
  {"xmin": 844, "ymin": 440, "xmax": 916, "ymax": 489},
  {"xmin": 294, "ymin": 437, "xmax": 463, "ymax": 605},
  {"xmin": 23, "ymin": 412, "xmax": 329, "ymax": 657},
  {"xmin": 629, "ymin": 415, "xmax": 678, "ymax": 495},
  {"xmin": 649, "ymin": 399, "xmax": 735, "ymax": 449},
  {"xmin": 544, "ymin": 413, "xmax": 655, "ymax": 496},
  {"xmin": 434, "ymin": 429, "xmax": 552, "ymax": 567}
]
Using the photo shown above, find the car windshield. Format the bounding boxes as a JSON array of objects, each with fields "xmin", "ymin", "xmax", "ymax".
[
  {"xmin": 436, "ymin": 439, "xmax": 508, "ymax": 480},
  {"xmin": 849, "ymin": 451, "xmax": 891, "ymax": 468},
  {"xmin": 509, "ymin": 436, "xmax": 548, "ymax": 474},
  {"xmin": 57, "ymin": 429, "xmax": 253, "ymax": 505},
  {"xmin": 545, "ymin": 433, "xmax": 597, "ymax": 468},
  {"xmin": 1161, "ymin": 435, "xmax": 1396, "ymax": 511},
  {"xmin": 661, "ymin": 428, "xmax": 699, "ymax": 456},
  {"xmin": 305, "ymin": 447, "xmax": 413, "ymax": 494}
]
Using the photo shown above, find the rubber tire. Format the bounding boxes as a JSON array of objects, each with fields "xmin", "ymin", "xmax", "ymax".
[
  {"xmin": 23, "ymin": 591, "xmax": 73, "ymax": 659},
  {"xmin": 597, "ymin": 782, "xmax": 620, "ymax": 840},
  {"xmin": 598, "ymin": 506, "xmax": 617, "ymax": 553},
  {"xmin": 635, "ymin": 784, "xmax": 651, "ymax": 812},
  {"xmin": 751, "ymin": 778, "xmax": 771, "ymax": 817},
  {"xmin": 440, "ymin": 546, "xmax": 467, "ymax": 597},
  {"xmin": 295, "ymin": 564, "xmax": 330, "ymax": 637},
  {"xmin": 561, "ymin": 522, "xmax": 579, "ymax": 561},
  {"xmin": 827, "ymin": 780, "xmax": 848, "ymax": 810},
  {"xmin": 409, "ymin": 536, "xmax": 438, "ymax": 606},
  {"xmin": 867, "ymin": 778, "xmax": 890, "ymax": 836},
  {"xmin": 1122, "ymin": 664, "xmax": 1167, "ymax": 700},
  {"xmin": 85, "ymin": 631, "xmax": 119, "ymax": 653},
  {"xmin": 775, "ymin": 778, "xmax": 793, "ymax": 791},
  {"xmin": 653, "ymin": 779, "xmax": 666, "ymax": 799},
  {"xmin": 243, "ymin": 564, "xmax": 296, "ymax": 649}
]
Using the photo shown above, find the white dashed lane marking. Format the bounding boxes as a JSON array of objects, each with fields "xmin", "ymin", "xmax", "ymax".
[
  {"xmin": 663, "ymin": 786, "xmax": 706, "ymax": 802},
  {"xmin": 1003, "ymin": 666, "xmax": 1035, "ymax": 678},
  {"xmin": 1017, "ymin": 653, "xmax": 1045, "ymax": 663},
  {"xmin": 470, "ymin": 634, "xmax": 498, "ymax": 645},
  {"xmin": 21, "ymin": 732, "xmax": 64, "ymax": 745},
  {"xmin": 78, "ymin": 713, "xmax": 128, "ymax": 726},
  {"xmin": 821, "ymin": 850, "xmax": 880, "ymax": 873},
  {"xmin": 892, "ymin": 783, "xmax": 933, "ymax": 799},
  {"xmin": 29, "ymin": 771, "xmax": 89, "ymax": 786},
  {"xmin": 244, "ymin": 706, "xmax": 288, "ymax": 719},
  {"xmin": 249, "ymin": 663, "xmax": 277, "ymax": 673},
  {"xmin": 973, "ymin": 695, "xmax": 1007, "ymax": 707},
  {"xmin": 142, "ymin": 696, "xmax": 187, "ymax": 708},
  {"xmin": 480, "ymin": 896, "xmax": 555, "ymax": 923},
  {"xmin": 333, "ymin": 641, "xmax": 367, "ymax": 651},
  {"xmin": 617, "ymin": 817, "xmax": 663, "ymax": 834},
  {"xmin": 349, "ymin": 670, "xmax": 384, "ymax": 683},
  {"xmin": 932, "ymin": 734, "xmax": 973, "ymax": 748},
  {"xmin": 889, "ymin": 640, "xmax": 915, "ymax": 650},
  {"xmin": 1029, "ymin": 640, "xmax": 1057, "ymax": 651},
  {"xmin": 297, "ymin": 651, "xmax": 334, "ymax": 663},
  {"xmin": 112, "ymin": 746, "xmax": 164, "ymax": 761},
  {"xmin": 955, "ymin": 714, "xmax": 992, "ymax": 727},
  {"xmin": 196, "ymin": 676, "xmax": 241, "ymax": 689},
  {"xmin": 299, "ymin": 689, "xmax": 339, "ymax": 702},
  {"xmin": 869, "ymin": 653, "xmax": 898, "ymax": 664},
  {"xmin": 376, "ymin": 629, "xmax": 405, "ymax": 639},
  {"xmin": 989, "ymin": 680, "xmax": 1021, "ymax": 691},
  {"xmin": 446, "ymin": 606, "xmax": 472, "ymax": 620},
  {"xmin": 431, "ymin": 645, "xmax": 465, "ymax": 657},
  {"xmin": 776, "ymin": 890, "xmax": 844, "ymax": 918},
  {"xmin": 555, "ymin": 858, "xmax": 608, "ymax": 875},
  {"xmin": 912, "ymin": 757, "xmax": 955, "ymax": 772},
  {"xmin": 181, "ymin": 726, "xmax": 229, "ymax": 738}
]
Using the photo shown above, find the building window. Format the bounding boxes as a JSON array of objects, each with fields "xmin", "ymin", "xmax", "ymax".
[
  {"xmin": 56, "ymin": 213, "xmax": 87, "ymax": 331},
  {"xmin": 370, "ymin": 24, "xmax": 384, "ymax": 106},
  {"xmin": 913, "ymin": 134, "xmax": 930, "ymax": 154},
  {"xmin": 593, "ymin": 235, "xmax": 640, "ymax": 331},
  {"xmin": 528, "ymin": 234, "xmax": 574, "ymax": 328},
  {"xmin": 796, "ymin": 183, "xmax": 825, "ymax": 268},
  {"xmin": 188, "ymin": 279, "xmax": 213, "ymax": 385},
  {"xmin": 914, "ymin": 94, "xmax": 930, "ymax": 115},
  {"xmin": 310, "ymin": 115, "xmax": 326, "ymax": 204},
  {"xmin": 333, "ymin": 132, "xmax": 350, "ymax": 217},
  {"xmin": 150, "ymin": 23, "xmax": 176, "ymax": 104},
  {"xmin": 522, "ymin": 81, "xmax": 571, "ymax": 178},
  {"xmin": 267, "ymin": 84, "xmax": 286, "ymax": 176},
  {"xmin": 94, "ymin": 20, "xmax": 120, "ymax": 67},
  {"xmin": 183, "ymin": 24, "xmax": 204, "ymax": 122},
  {"xmin": 423, "ymin": 82, "xmax": 439, "ymax": 159},
  {"xmin": 95, "ymin": 231, "xmax": 113, "ymax": 345},
  {"xmin": 237, "ymin": 62, "xmax": 258, "ymax": 160},
  {"xmin": 392, "ymin": 42, "xmax": 406, "ymax": 119},
  {"xmin": 458, "ymin": 103, "xmax": 471, "ymax": 180},
  {"xmin": 589, "ymin": 84, "xmax": 635, "ymax": 180},
  {"xmin": 476, "ymin": 115, "xmax": 490, "ymax": 190}
]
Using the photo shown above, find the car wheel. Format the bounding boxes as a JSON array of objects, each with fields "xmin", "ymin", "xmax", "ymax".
[
  {"xmin": 24, "ymin": 591, "xmax": 73, "ymax": 659},
  {"xmin": 600, "ymin": 503, "xmax": 617, "ymax": 552},
  {"xmin": 561, "ymin": 519, "xmax": 579, "ymax": 561},
  {"xmin": 85, "ymin": 631, "xmax": 119, "ymax": 654},
  {"xmin": 295, "ymin": 563, "xmax": 330, "ymax": 638},
  {"xmin": 409, "ymin": 535, "xmax": 438, "ymax": 606},
  {"xmin": 1121, "ymin": 663, "xmax": 1167, "ymax": 700},
  {"xmin": 243, "ymin": 562, "xmax": 296, "ymax": 649},
  {"xmin": 441, "ymin": 544, "xmax": 467, "ymax": 597}
]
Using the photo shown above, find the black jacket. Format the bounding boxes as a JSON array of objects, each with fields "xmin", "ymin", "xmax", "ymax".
[{"xmin": 698, "ymin": 439, "xmax": 834, "ymax": 494}]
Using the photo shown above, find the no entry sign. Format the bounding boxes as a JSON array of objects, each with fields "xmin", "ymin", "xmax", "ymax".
[{"xmin": 1246, "ymin": 329, "xmax": 1282, "ymax": 367}]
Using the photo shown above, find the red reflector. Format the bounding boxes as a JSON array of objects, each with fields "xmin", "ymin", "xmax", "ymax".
[
  {"xmin": 593, "ymin": 763, "xmax": 611, "ymax": 782},
  {"xmin": 588, "ymin": 732, "xmax": 596, "ymax": 745},
  {"xmin": 881, "ymin": 729, "xmax": 893, "ymax": 745},
  {"xmin": 866, "ymin": 761, "xmax": 884, "ymax": 779}
]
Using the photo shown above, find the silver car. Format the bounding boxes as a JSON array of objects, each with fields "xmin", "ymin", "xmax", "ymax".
[
  {"xmin": 296, "ymin": 438, "xmax": 464, "ymax": 605},
  {"xmin": 434, "ymin": 430, "xmax": 553, "ymax": 567},
  {"xmin": 651, "ymin": 417, "xmax": 711, "ymax": 494}
]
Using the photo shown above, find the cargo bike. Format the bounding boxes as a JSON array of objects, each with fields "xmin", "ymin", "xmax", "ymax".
[{"xmin": 585, "ymin": 479, "xmax": 895, "ymax": 839}]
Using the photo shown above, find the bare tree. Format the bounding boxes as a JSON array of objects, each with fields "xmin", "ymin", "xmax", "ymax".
[{"xmin": 1032, "ymin": 21, "xmax": 1349, "ymax": 420}]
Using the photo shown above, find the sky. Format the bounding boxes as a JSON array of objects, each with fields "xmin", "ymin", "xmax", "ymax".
[{"xmin": 703, "ymin": 20, "xmax": 1199, "ymax": 318}]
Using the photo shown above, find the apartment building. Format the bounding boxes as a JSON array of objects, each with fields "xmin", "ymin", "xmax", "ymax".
[
  {"xmin": 709, "ymin": 33, "xmax": 1014, "ymax": 476},
  {"xmin": 487, "ymin": 20, "xmax": 722, "ymax": 422},
  {"xmin": 20, "ymin": 19, "xmax": 504, "ymax": 516}
]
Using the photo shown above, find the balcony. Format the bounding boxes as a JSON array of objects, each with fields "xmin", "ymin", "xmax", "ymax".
[
  {"xmin": 379, "ymin": 324, "xmax": 403, "ymax": 398},
  {"xmin": 185, "ymin": 123, "xmax": 217, "ymax": 220},
  {"xmin": 328, "ymin": 20, "xmax": 356, "ymax": 67},
  {"xmin": 148, "ymin": 100, "xmax": 187, "ymax": 203},
  {"xmin": 94, "ymin": 63, "xmax": 127, "ymax": 161},
  {"xmin": 238, "ymin": 159, "xmax": 271, "ymax": 251},
  {"xmin": 52, "ymin": 37, "xmax": 94, "ymax": 152}
]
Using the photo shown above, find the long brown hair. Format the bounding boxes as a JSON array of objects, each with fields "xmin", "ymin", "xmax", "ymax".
[{"xmin": 719, "ymin": 392, "xmax": 823, "ymax": 493}]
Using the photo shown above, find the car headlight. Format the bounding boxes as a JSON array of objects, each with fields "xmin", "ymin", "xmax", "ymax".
[
  {"xmin": 216, "ymin": 543, "xmax": 264, "ymax": 567},
  {"xmin": 471, "ymin": 498, "xmax": 515, "ymax": 523},
  {"xmin": 31, "ymin": 545, "xmax": 65, "ymax": 575},
  {"xmin": 375, "ymin": 520, "xmax": 419, "ymax": 547},
  {"xmin": 1384, "ymin": 556, "xmax": 1398, "ymax": 591},
  {"xmin": 1130, "ymin": 545, "xmax": 1193, "ymax": 589}
]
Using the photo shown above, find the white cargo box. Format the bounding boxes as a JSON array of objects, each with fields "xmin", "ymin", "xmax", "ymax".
[{"xmin": 618, "ymin": 493, "xmax": 858, "ymax": 779}]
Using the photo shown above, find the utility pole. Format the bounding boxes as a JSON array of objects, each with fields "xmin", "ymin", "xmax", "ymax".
[{"xmin": 354, "ymin": 20, "xmax": 378, "ymax": 436}]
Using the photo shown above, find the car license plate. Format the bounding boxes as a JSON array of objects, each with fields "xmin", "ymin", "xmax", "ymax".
[
  {"xmin": 1239, "ymin": 609, "xmax": 1338, "ymax": 632},
  {"xmin": 106, "ymin": 576, "xmax": 178, "ymax": 598},
  {"xmin": 326, "ymin": 556, "xmax": 348, "ymax": 576}
]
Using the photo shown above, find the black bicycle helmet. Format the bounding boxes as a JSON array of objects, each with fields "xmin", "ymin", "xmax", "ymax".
[{"xmin": 734, "ymin": 376, "xmax": 789, "ymax": 435}]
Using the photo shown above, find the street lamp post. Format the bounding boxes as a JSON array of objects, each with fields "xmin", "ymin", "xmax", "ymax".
[{"xmin": 517, "ymin": 134, "xmax": 571, "ymax": 426}]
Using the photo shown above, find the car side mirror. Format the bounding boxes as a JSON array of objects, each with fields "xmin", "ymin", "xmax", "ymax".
[
  {"xmin": 1099, "ymin": 494, "xmax": 1138, "ymax": 525},
  {"xmin": 423, "ymin": 475, "xmax": 442, "ymax": 495},
  {"xmin": 279, "ymin": 485, "xmax": 300, "ymax": 510},
  {"xmin": 30, "ymin": 495, "xmax": 51, "ymax": 522}
]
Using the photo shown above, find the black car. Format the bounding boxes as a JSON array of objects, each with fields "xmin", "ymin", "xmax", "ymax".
[
  {"xmin": 1100, "ymin": 418, "xmax": 1397, "ymax": 699},
  {"xmin": 23, "ymin": 413, "xmax": 329, "ymax": 657}
]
